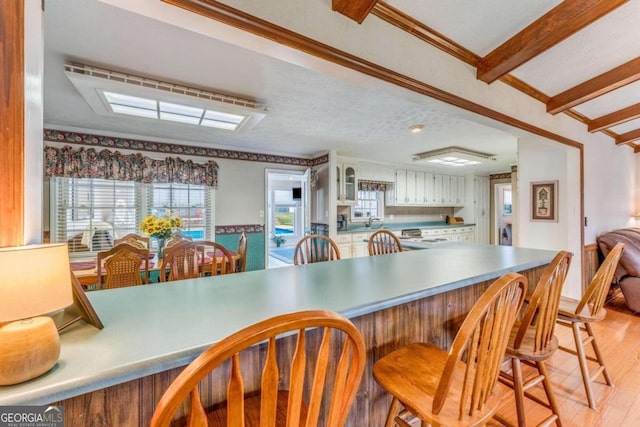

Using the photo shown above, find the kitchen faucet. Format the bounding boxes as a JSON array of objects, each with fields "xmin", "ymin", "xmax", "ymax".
[{"xmin": 366, "ymin": 217, "xmax": 382, "ymax": 227}]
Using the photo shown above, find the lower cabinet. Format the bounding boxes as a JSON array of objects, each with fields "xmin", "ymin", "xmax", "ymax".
[
  {"xmin": 421, "ymin": 226, "xmax": 475, "ymax": 242},
  {"xmin": 335, "ymin": 232, "xmax": 370, "ymax": 259}
]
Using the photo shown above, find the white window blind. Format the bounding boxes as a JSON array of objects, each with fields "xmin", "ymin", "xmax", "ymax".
[{"xmin": 53, "ymin": 178, "xmax": 137, "ymax": 253}]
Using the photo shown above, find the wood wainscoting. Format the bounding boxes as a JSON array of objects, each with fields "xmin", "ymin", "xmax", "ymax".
[{"xmin": 53, "ymin": 266, "xmax": 546, "ymax": 426}]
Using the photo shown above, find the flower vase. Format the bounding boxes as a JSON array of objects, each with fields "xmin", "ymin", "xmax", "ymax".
[{"xmin": 157, "ymin": 237, "xmax": 167, "ymax": 259}]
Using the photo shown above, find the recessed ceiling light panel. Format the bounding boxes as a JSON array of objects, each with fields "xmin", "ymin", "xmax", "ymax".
[
  {"xmin": 65, "ymin": 63, "xmax": 267, "ymax": 133},
  {"xmin": 413, "ymin": 147, "xmax": 496, "ymax": 167}
]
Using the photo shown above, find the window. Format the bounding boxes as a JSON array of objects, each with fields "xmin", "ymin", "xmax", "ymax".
[
  {"xmin": 351, "ymin": 190, "xmax": 383, "ymax": 222},
  {"xmin": 52, "ymin": 178, "xmax": 214, "ymax": 255},
  {"xmin": 149, "ymin": 183, "xmax": 210, "ymax": 240},
  {"xmin": 53, "ymin": 178, "xmax": 137, "ymax": 252}
]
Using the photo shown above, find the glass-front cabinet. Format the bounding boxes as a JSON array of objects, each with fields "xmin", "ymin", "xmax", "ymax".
[{"xmin": 336, "ymin": 163, "xmax": 357, "ymax": 204}]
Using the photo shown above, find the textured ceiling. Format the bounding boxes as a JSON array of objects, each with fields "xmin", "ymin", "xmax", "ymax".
[{"xmin": 43, "ymin": 0, "xmax": 517, "ymax": 174}]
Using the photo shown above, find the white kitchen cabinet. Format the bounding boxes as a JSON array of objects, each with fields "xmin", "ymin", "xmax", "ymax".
[
  {"xmin": 456, "ymin": 176, "xmax": 465, "ymax": 206},
  {"xmin": 334, "ymin": 234, "xmax": 353, "ymax": 259},
  {"xmin": 358, "ymin": 163, "xmax": 375, "ymax": 181},
  {"xmin": 351, "ymin": 232, "xmax": 370, "ymax": 258},
  {"xmin": 394, "ymin": 169, "xmax": 408, "ymax": 205},
  {"xmin": 334, "ymin": 232, "xmax": 370, "ymax": 259},
  {"xmin": 406, "ymin": 170, "xmax": 417, "ymax": 204},
  {"xmin": 358, "ymin": 163, "xmax": 395, "ymax": 183},
  {"xmin": 449, "ymin": 176, "xmax": 458, "ymax": 205},
  {"xmin": 336, "ymin": 163, "xmax": 358, "ymax": 205},
  {"xmin": 415, "ymin": 171, "xmax": 425, "ymax": 204},
  {"xmin": 424, "ymin": 173, "xmax": 434, "ymax": 205},
  {"xmin": 376, "ymin": 166, "xmax": 395, "ymax": 183}
]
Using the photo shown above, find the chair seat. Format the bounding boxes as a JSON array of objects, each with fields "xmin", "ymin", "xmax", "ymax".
[
  {"xmin": 506, "ymin": 323, "xmax": 558, "ymax": 361},
  {"xmin": 207, "ymin": 391, "xmax": 306, "ymax": 427},
  {"xmin": 373, "ymin": 342, "xmax": 505, "ymax": 426},
  {"xmin": 557, "ymin": 296, "xmax": 606, "ymax": 323}
]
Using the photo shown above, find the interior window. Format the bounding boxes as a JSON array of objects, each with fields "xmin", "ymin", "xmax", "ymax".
[
  {"xmin": 53, "ymin": 178, "xmax": 137, "ymax": 253},
  {"xmin": 150, "ymin": 183, "xmax": 208, "ymax": 241},
  {"xmin": 351, "ymin": 190, "xmax": 383, "ymax": 222},
  {"xmin": 52, "ymin": 178, "xmax": 213, "ymax": 255}
]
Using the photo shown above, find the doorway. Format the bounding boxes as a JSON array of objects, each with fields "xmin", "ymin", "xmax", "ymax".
[
  {"xmin": 265, "ymin": 169, "xmax": 311, "ymax": 268},
  {"xmin": 494, "ymin": 183, "xmax": 513, "ymax": 246}
]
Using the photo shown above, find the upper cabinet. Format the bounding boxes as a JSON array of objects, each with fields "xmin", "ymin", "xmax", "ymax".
[
  {"xmin": 358, "ymin": 163, "xmax": 395, "ymax": 182},
  {"xmin": 337, "ymin": 163, "xmax": 358, "ymax": 205},
  {"xmin": 388, "ymin": 170, "xmax": 465, "ymax": 207}
]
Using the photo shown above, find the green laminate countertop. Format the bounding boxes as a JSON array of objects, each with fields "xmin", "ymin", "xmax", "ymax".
[{"xmin": 0, "ymin": 244, "xmax": 555, "ymax": 405}]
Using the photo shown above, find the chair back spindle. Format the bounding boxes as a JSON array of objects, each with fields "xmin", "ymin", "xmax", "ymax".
[
  {"xmin": 368, "ymin": 230, "xmax": 403, "ymax": 256},
  {"xmin": 150, "ymin": 310, "xmax": 366, "ymax": 427},
  {"xmin": 293, "ymin": 234, "xmax": 341, "ymax": 265}
]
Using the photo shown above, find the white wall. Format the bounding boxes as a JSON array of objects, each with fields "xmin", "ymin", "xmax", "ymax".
[
  {"xmin": 211, "ymin": 158, "xmax": 306, "ymax": 226},
  {"xmin": 517, "ymin": 136, "xmax": 582, "ymax": 298}
]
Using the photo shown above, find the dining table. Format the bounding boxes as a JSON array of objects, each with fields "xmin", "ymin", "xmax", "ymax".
[{"xmin": 71, "ymin": 248, "xmax": 240, "ymax": 288}]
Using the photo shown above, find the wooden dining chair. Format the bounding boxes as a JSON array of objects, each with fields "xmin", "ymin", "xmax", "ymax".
[
  {"xmin": 236, "ymin": 231, "xmax": 248, "ymax": 272},
  {"xmin": 195, "ymin": 241, "xmax": 236, "ymax": 276},
  {"xmin": 373, "ymin": 272, "xmax": 527, "ymax": 427},
  {"xmin": 293, "ymin": 234, "xmax": 341, "ymax": 265},
  {"xmin": 368, "ymin": 229, "xmax": 403, "ymax": 256},
  {"xmin": 496, "ymin": 251, "xmax": 572, "ymax": 427},
  {"xmin": 159, "ymin": 241, "xmax": 200, "ymax": 282},
  {"xmin": 114, "ymin": 233, "xmax": 149, "ymax": 249},
  {"xmin": 555, "ymin": 242, "xmax": 624, "ymax": 410},
  {"xmin": 150, "ymin": 310, "xmax": 366, "ymax": 427},
  {"xmin": 96, "ymin": 243, "xmax": 150, "ymax": 289}
]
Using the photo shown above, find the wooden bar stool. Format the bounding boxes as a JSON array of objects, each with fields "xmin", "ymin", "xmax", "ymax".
[
  {"xmin": 495, "ymin": 251, "xmax": 572, "ymax": 427},
  {"xmin": 373, "ymin": 272, "xmax": 527, "ymax": 427},
  {"xmin": 368, "ymin": 229, "xmax": 403, "ymax": 256},
  {"xmin": 556, "ymin": 242, "xmax": 624, "ymax": 409},
  {"xmin": 293, "ymin": 234, "xmax": 341, "ymax": 265},
  {"xmin": 151, "ymin": 310, "xmax": 366, "ymax": 427}
]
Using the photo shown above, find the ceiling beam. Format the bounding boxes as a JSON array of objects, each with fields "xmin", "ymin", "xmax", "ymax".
[
  {"xmin": 371, "ymin": 2, "xmax": 478, "ymax": 66},
  {"xmin": 332, "ymin": 0, "xmax": 379, "ymax": 24},
  {"xmin": 477, "ymin": 0, "xmax": 628, "ymax": 84},
  {"xmin": 547, "ymin": 57, "xmax": 640, "ymax": 114},
  {"xmin": 616, "ymin": 128, "xmax": 640, "ymax": 145},
  {"xmin": 588, "ymin": 103, "xmax": 640, "ymax": 132}
]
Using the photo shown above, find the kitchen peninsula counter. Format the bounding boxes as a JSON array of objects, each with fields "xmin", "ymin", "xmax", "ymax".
[
  {"xmin": 0, "ymin": 244, "xmax": 555, "ymax": 425},
  {"xmin": 336, "ymin": 221, "xmax": 475, "ymax": 234}
]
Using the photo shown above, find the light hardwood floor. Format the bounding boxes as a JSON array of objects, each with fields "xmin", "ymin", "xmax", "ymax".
[{"xmin": 491, "ymin": 290, "xmax": 640, "ymax": 427}]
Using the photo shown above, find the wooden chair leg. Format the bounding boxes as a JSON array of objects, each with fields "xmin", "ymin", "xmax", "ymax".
[
  {"xmin": 585, "ymin": 323, "xmax": 613, "ymax": 386},
  {"xmin": 537, "ymin": 361, "xmax": 562, "ymax": 427},
  {"xmin": 384, "ymin": 397, "xmax": 401, "ymax": 427},
  {"xmin": 571, "ymin": 322, "xmax": 597, "ymax": 410},
  {"xmin": 511, "ymin": 358, "xmax": 527, "ymax": 427}
]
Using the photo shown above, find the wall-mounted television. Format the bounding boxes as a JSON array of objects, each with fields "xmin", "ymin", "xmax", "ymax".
[{"xmin": 292, "ymin": 187, "xmax": 302, "ymax": 200}]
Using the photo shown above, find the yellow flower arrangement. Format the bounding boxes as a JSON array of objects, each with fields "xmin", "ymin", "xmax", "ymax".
[{"xmin": 140, "ymin": 213, "xmax": 183, "ymax": 240}]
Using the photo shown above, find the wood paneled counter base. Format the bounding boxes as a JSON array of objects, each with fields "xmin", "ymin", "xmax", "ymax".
[{"xmin": 0, "ymin": 244, "xmax": 553, "ymax": 426}]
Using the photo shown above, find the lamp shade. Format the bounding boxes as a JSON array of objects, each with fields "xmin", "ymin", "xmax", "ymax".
[{"xmin": 0, "ymin": 244, "xmax": 73, "ymax": 322}]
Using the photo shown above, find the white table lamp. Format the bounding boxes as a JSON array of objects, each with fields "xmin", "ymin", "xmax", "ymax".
[{"xmin": 0, "ymin": 244, "xmax": 73, "ymax": 385}]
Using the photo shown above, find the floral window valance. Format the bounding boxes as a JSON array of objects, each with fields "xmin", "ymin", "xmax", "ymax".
[
  {"xmin": 44, "ymin": 145, "xmax": 218, "ymax": 188},
  {"xmin": 358, "ymin": 180, "xmax": 389, "ymax": 191}
]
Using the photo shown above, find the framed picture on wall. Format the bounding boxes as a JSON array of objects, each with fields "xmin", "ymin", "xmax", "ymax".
[{"xmin": 531, "ymin": 180, "xmax": 558, "ymax": 222}]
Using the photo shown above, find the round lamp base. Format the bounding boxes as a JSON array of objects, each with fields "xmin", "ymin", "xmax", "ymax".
[{"xmin": 0, "ymin": 317, "xmax": 60, "ymax": 385}]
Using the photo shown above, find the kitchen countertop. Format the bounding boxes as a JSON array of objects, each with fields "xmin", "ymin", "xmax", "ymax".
[
  {"xmin": 0, "ymin": 244, "xmax": 553, "ymax": 406},
  {"xmin": 337, "ymin": 221, "xmax": 475, "ymax": 234}
]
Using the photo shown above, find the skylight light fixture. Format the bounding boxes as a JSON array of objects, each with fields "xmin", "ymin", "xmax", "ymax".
[
  {"xmin": 64, "ymin": 63, "xmax": 267, "ymax": 133},
  {"xmin": 410, "ymin": 124, "xmax": 424, "ymax": 133},
  {"xmin": 413, "ymin": 147, "xmax": 496, "ymax": 167}
]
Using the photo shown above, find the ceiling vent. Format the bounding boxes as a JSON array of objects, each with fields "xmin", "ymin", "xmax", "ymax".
[
  {"xmin": 412, "ymin": 147, "xmax": 496, "ymax": 167},
  {"xmin": 64, "ymin": 63, "xmax": 267, "ymax": 132}
]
